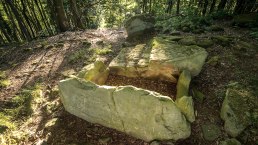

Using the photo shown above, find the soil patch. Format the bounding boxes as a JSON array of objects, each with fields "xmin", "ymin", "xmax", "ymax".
[{"xmin": 106, "ymin": 74, "xmax": 177, "ymax": 100}]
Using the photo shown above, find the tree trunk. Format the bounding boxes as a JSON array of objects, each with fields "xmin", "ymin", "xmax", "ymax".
[
  {"xmin": 47, "ymin": 0, "xmax": 58, "ymax": 33},
  {"xmin": 202, "ymin": 0, "xmax": 208, "ymax": 15},
  {"xmin": 69, "ymin": 0, "xmax": 84, "ymax": 29},
  {"xmin": 53, "ymin": 0, "xmax": 70, "ymax": 32},
  {"xmin": 209, "ymin": 0, "xmax": 217, "ymax": 13},
  {"xmin": 234, "ymin": 0, "xmax": 245, "ymax": 14},
  {"xmin": 29, "ymin": 0, "xmax": 42, "ymax": 32},
  {"xmin": 4, "ymin": 0, "xmax": 32, "ymax": 41},
  {"xmin": 176, "ymin": 0, "xmax": 180, "ymax": 14},
  {"xmin": 38, "ymin": 0, "xmax": 54, "ymax": 35},
  {"xmin": 1, "ymin": 1, "xmax": 20, "ymax": 42},
  {"xmin": 21, "ymin": 0, "xmax": 36, "ymax": 38},
  {"xmin": 0, "ymin": 12, "xmax": 12, "ymax": 43},
  {"xmin": 244, "ymin": 0, "xmax": 256, "ymax": 13},
  {"xmin": 217, "ymin": 0, "xmax": 228, "ymax": 11},
  {"xmin": 166, "ymin": 0, "xmax": 174, "ymax": 14},
  {"xmin": 35, "ymin": 0, "xmax": 53, "ymax": 35}
]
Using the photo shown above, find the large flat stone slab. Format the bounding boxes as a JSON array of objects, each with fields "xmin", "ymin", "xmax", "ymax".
[
  {"xmin": 109, "ymin": 36, "xmax": 208, "ymax": 83},
  {"xmin": 59, "ymin": 77, "xmax": 191, "ymax": 141}
]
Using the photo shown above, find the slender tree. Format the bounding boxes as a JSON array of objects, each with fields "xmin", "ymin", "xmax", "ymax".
[
  {"xmin": 209, "ymin": 0, "xmax": 217, "ymax": 13},
  {"xmin": 1, "ymin": 1, "xmax": 20, "ymax": 42},
  {"xmin": 217, "ymin": 0, "xmax": 228, "ymax": 11},
  {"xmin": 53, "ymin": 0, "xmax": 70, "ymax": 32},
  {"xmin": 4, "ymin": 0, "xmax": 32, "ymax": 40},
  {"xmin": 21, "ymin": 0, "xmax": 36, "ymax": 38},
  {"xmin": 202, "ymin": 0, "xmax": 208, "ymax": 15},
  {"xmin": 0, "ymin": 12, "xmax": 12, "ymax": 43},
  {"xmin": 69, "ymin": 0, "xmax": 84, "ymax": 29},
  {"xmin": 176, "ymin": 0, "xmax": 180, "ymax": 14}
]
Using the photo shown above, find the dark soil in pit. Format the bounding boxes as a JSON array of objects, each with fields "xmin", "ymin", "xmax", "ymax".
[{"xmin": 106, "ymin": 74, "xmax": 177, "ymax": 100}]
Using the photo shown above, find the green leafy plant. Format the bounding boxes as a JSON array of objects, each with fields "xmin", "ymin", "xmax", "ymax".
[{"xmin": 250, "ymin": 28, "xmax": 258, "ymax": 40}]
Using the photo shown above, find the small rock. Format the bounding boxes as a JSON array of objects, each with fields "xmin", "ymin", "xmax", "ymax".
[
  {"xmin": 96, "ymin": 40, "xmax": 104, "ymax": 46},
  {"xmin": 219, "ymin": 138, "xmax": 241, "ymax": 145},
  {"xmin": 44, "ymin": 118, "xmax": 58, "ymax": 128},
  {"xmin": 207, "ymin": 56, "xmax": 219, "ymax": 66},
  {"xmin": 98, "ymin": 137, "xmax": 111, "ymax": 144},
  {"xmin": 61, "ymin": 69, "xmax": 76, "ymax": 77},
  {"xmin": 55, "ymin": 42, "xmax": 64, "ymax": 47},
  {"xmin": 35, "ymin": 139, "xmax": 47, "ymax": 145},
  {"xmin": 44, "ymin": 44, "xmax": 54, "ymax": 49},
  {"xmin": 23, "ymin": 47, "xmax": 33, "ymax": 52},
  {"xmin": 170, "ymin": 31, "xmax": 181, "ymax": 36},
  {"xmin": 182, "ymin": 26, "xmax": 191, "ymax": 32},
  {"xmin": 212, "ymin": 36, "xmax": 232, "ymax": 47},
  {"xmin": 150, "ymin": 141, "xmax": 160, "ymax": 145},
  {"xmin": 82, "ymin": 41, "xmax": 91, "ymax": 46},
  {"xmin": 191, "ymin": 88, "xmax": 205, "ymax": 103},
  {"xmin": 175, "ymin": 96, "xmax": 195, "ymax": 122},
  {"xmin": 162, "ymin": 35, "xmax": 183, "ymax": 41},
  {"xmin": 201, "ymin": 123, "xmax": 221, "ymax": 141},
  {"xmin": 122, "ymin": 42, "xmax": 133, "ymax": 47},
  {"xmin": 31, "ymin": 61, "xmax": 38, "ymax": 65},
  {"xmin": 178, "ymin": 37, "xmax": 196, "ymax": 46},
  {"xmin": 196, "ymin": 39, "xmax": 214, "ymax": 48},
  {"xmin": 192, "ymin": 29, "xmax": 204, "ymax": 34},
  {"xmin": 77, "ymin": 60, "xmax": 109, "ymax": 85},
  {"xmin": 210, "ymin": 25, "xmax": 224, "ymax": 31}
]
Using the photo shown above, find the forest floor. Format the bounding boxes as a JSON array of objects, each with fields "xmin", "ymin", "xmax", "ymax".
[{"xmin": 0, "ymin": 20, "xmax": 257, "ymax": 145}]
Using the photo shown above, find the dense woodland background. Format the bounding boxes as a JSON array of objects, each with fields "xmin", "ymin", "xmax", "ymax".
[{"xmin": 0, "ymin": 0, "xmax": 257, "ymax": 45}]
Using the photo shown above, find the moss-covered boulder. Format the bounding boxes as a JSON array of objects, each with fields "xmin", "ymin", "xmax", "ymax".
[
  {"xmin": 178, "ymin": 37, "xmax": 197, "ymax": 46},
  {"xmin": 176, "ymin": 70, "xmax": 191, "ymax": 99},
  {"xmin": 77, "ymin": 61, "xmax": 109, "ymax": 85},
  {"xmin": 209, "ymin": 25, "xmax": 224, "ymax": 31},
  {"xmin": 212, "ymin": 36, "xmax": 232, "ymax": 47},
  {"xmin": 175, "ymin": 96, "xmax": 195, "ymax": 122},
  {"xmin": 191, "ymin": 88, "xmax": 205, "ymax": 103},
  {"xmin": 221, "ymin": 87, "xmax": 258, "ymax": 137},
  {"xmin": 233, "ymin": 13, "xmax": 258, "ymax": 27},
  {"xmin": 207, "ymin": 56, "xmax": 219, "ymax": 66},
  {"xmin": 125, "ymin": 14, "xmax": 155, "ymax": 39},
  {"xmin": 219, "ymin": 138, "xmax": 241, "ymax": 145},
  {"xmin": 196, "ymin": 39, "xmax": 214, "ymax": 48},
  {"xmin": 201, "ymin": 123, "xmax": 221, "ymax": 141},
  {"xmin": 59, "ymin": 77, "xmax": 191, "ymax": 141}
]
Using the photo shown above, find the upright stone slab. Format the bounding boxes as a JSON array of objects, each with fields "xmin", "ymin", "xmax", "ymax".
[
  {"xmin": 125, "ymin": 14, "xmax": 155, "ymax": 39},
  {"xmin": 59, "ymin": 77, "xmax": 191, "ymax": 141},
  {"xmin": 109, "ymin": 36, "xmax": 208, "ymax": 83},
  {"xmin": 221, "ymin": 88, "xmax": 258, "ymax": 137}
]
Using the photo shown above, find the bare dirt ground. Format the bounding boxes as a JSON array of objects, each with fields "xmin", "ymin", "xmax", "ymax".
[{"xmin": 0, "ymin": 23, "xmax": 257, "ymax": 145}]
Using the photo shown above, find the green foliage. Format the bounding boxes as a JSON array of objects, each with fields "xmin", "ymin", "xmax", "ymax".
[
  {"xmin": 250, "ymin": 28, "xmax": 258, "ymax": 40},
  {"xmin": 155, "ymin": 13, "xmax": 212, "ymax": 33},
  {"xmin": 0, "ymin": 79, "xmax": 11, "ymax": 88},
  {"xmin": 210, "ymin": 11, "xmax": 233, "ymax": 20},
  {"xmin": 68, "ymin": 42, "xmax": 92, "ymax": 63},
  {"xmin": 0, "ymin": 84, "xmax": 43, "ymax": 136},
  {"xmin": 94, "ymin": 45, "xmax": 113, "ymax": 55},
  {"xmin": 0, "ymin": 71, "xmax": 10, "ymax": 88},
  {"xmin": 0, "ymin": 71, "xmax": 6, "ymax": 79},
  {"xmin": 95, "ymin": 48, "xmax": 113, "ymax": 55}
]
